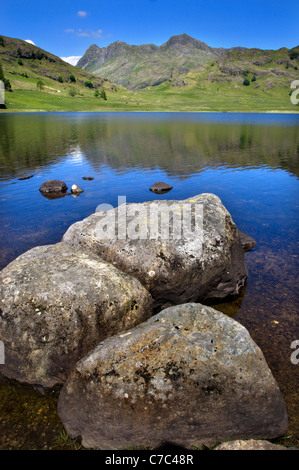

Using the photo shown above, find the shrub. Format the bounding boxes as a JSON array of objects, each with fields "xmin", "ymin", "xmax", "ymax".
[
  {"xmin": 36, "ymin": 51, "xmax": 44, "ymax": 61},
  {"xmin": 18, "ymin": 58, "xmax": 23, "ymax": 66},
  {"xmin": 58, "ymin": 76, "xmax": 64, "ymax": 83},
  {"xmin": 251, "ymin": 75, "xmax": 257, "ymax": 82},
  {"xmin": 69, "ymin": 74, "xmax": 76, "ymax": 83},
  {"xmin": 289, "ymin": 51, "xmax": 299, "ymax": 60},
  {"xmin": 85, "ymin": 80, "xmax": 93, "ymax": 88},
  {"xmin": 243, "ymin": 78, "xmax": 250, "ymax": 86},
  {"xmin": 69, "ymin": 87, "xmax": 78, "ymax": 97},
  {"xmin": 0, "ymin": 37, "xmax": 5, "ymax": 47}
]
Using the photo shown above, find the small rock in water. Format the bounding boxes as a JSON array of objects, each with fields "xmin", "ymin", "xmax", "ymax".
[
  {"xmin": 39, "ymin": 180, "xmax": 68, "ymax": 194},
  {"xmin": 18, "ymin": 175, "xmax": 34, "ymax": 181},
  {"xmin": 71, "ymin": 184, "xmax": 84, "ymax": 195},
  {"xmin": 239, "ymin": 230, "xmax": 257, "ymax": 252},
  {"xmin": 149, "ymin": 181, "xmax": 173, "ymax": 194},
  {"xmin": 82, "ymin": 176, "xmax": 94, "ymax": 181}
]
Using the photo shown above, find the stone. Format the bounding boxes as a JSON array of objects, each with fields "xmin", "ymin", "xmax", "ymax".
[
  {"xmin": 239, "ymin": 230, "xmax": 256, "ymax": 252},
  {"xmin": 18, "ymin": 175, "xmax": 34, "ymax": 181},
  {"xmin": 62, "ymin": 193, "xmax": 248, "ymax": 310},
  {"xmin": 71, "ymin": 184, "xmax": 84, "ymax": 194},
  {"xmin": 82, "ymin": 176, "xmax": 94, "ymax": 181},
  {"xmin": 214, "ymin": 439, "xmax": 297, "ymax": 450},
  {"xmin": 57, "ymin": 303, "xmax": 288, "ymax": 450},
  {"xmin": 0, "ymin": 242, "xmax": 153, "ymax": 387},
  {"xmin": 149, "ymin": 181, "xmax": 173, "ymax": 194},
  {"xmin": 39, "ymin": 180, "xmax": 68, "ymax": 194}
]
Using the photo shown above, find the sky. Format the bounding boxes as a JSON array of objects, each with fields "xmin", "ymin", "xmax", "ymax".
[{"xmin": 1, "ymin": 0, "xmax": 298, "ymax": 64}]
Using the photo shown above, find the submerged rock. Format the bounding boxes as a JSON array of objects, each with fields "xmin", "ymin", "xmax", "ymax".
[
  {"xmin": 82, "ymin": 176, "xmax": 94, "ymax": 181},
  {"xmin": 0, "ymin": 242, "xmax": 153, "ymax": 387},
  {"xmin": 58, "ymin": 303, "xmax": 288, "ymax": 450},
  {"xmin": 239, "ymin": 230, "xmax": 256, "ymax": 252},
  {"xmin": 18, "ymin": 175, "xmax": 34, "ymax": 181},
  {"xmin": 62, "ymin": 193, "xmax": 248, "ymax": 310},
  {"xmin": 149, "ymin": 181, "xmax": 173, "ymax": 194},
  {"xmin": 39, "ymin": 180, "xmax": 68, "ymax": 194}
]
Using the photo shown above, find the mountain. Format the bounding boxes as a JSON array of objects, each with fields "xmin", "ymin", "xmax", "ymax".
[
  {"xmin": 0, "ymin": 35, "xmax": 116, "ymax": 108},
  {"xmin": 0, "ymin": 34, "xmax": 298, "ymax": 113},
  {"xmin": 77, "ymin": 34, "xmax": 299, "ymax": 91},
  {"xmin": 77, "ymin": 34, "xmax": 223, "ymax": 89}
]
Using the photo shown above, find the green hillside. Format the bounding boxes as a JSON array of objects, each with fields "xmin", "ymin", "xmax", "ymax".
[
  {"xmin": 0, "ymin": 35, "xmax": 118, "ymax": 112},
  {"xmin": 0, "ymin": 34, "xmax": 298, "ymax": 113}
]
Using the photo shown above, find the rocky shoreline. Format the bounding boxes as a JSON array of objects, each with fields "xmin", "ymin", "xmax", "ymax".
[{"xmin": 0, "ymin": 192, "xmax": 294, "ymax": 450}]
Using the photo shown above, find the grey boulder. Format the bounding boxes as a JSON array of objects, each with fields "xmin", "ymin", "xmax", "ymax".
[
  {"xmin": 0, "ymin": 242, "xmax": 153, "ymax": 387},
  {"xmin": 58, "ymin": 303, "xmax": 288, "ymax": 450},
  {"xmin": 214, "ymin": 439, "xmax": 297, "ymax": 450},
  {"xmin": 62, "ymin": 193, "xmax": 248, "ymax": 310}
]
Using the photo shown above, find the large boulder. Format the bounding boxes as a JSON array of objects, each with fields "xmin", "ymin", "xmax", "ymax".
[
  {"xmin": 0, "ymin": 243, "xmax": 153, "ymax": 387},
  {"xmin": 57, "ymin": 303, "xmax": 288, "ymax": 450},
  {"xmin": 62, "ymin": 193, "xmax": 248, "ymax": 310},
  {"xmin": 39, "ymin": 179, "xmax": 68, "ymax": 194}
]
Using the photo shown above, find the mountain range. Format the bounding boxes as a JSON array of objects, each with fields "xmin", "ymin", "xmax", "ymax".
[
  {"xmin": 0, "ymin": 33, "xmax": 298, "ymax": 112},
  {"xmin": 77, "ymin": 33, "xmax": 299, "ymax": 90}
]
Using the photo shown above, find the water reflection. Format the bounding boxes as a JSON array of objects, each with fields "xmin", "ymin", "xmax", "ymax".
[
  {"xmin": 1, "ymin": 113, "xmax": 299, "ymax": 181},
  {"xmin": 0, "ymin": 112, "xmax": 298, "ymax": 447}
]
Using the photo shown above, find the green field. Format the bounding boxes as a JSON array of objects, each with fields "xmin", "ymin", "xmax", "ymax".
[{"xmin": 2, "ymin": 78, "xmax": 298, "ymax": 113}]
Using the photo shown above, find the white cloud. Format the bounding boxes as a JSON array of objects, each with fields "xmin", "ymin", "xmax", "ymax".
[
  {"xmin": 65, "ymin": 28, "xmax": 103, "ymax": 38},
  {"xmin": 78, "ymin": 29, "xmax": 103, "ymax": 38},
  {"xmin": 61, "ymin": 56, "xmax": 82, "ymax": 66},
  {"xmin": 25, "ymin": 39, "xmax": 35, "ymax": 45},
  {"xmin": 77, "ymin": 11, "xmax": 87, "ymax": 17}
]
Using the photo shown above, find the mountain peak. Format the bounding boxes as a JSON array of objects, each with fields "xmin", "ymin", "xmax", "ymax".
[{"xmin": 162, "ymin": 34, "xmax": 209, "ymax": 50}]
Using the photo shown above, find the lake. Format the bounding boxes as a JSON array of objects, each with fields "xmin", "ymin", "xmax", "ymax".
[{"xmin": 0, "ymin": 112, "xmax": 298, "ymax": 448}]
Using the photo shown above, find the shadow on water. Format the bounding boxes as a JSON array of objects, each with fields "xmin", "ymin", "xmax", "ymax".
[{"xmin": 0, "ymin": 112, "xmax": 298, "ymax": 449}]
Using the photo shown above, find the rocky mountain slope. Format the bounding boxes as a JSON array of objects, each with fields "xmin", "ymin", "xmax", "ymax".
[
  {"xmin": 77, "ymin": 33, "xmax": 299, "ymax": 90},
  {"xmin": 77, "ymin": 34, "xmax": 223, "ymax": 89}
]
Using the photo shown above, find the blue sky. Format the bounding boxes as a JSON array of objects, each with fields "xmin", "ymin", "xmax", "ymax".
[{"xmin": 1, "ymin": 0, "xmax": 298, "ymax": 62}]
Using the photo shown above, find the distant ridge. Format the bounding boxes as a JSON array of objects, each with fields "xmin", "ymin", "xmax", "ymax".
[
  {"xmin": 77, "ymin": 33, "xmax": 299, "ymax": 90},
  {"xmin": 77, "ymin": 34, "xmax": 222, "ymax": 89}
]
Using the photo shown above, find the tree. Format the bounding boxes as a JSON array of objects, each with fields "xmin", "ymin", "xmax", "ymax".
[
  {"xmin": 36, "ymin": 79, "xmax": 45, "ymax": 91},
  {"xmin": 100, "ymin": 89, "xmax": 107, "ymax": 100},
  {"xmin": 18, "ymin": 58, "xmax": 23, "ymax": 66},
  {"xmin": 0, "ymin": 37, "xmax": 5, "ymax": 47},
  {"xmin": 243, "ymin": 78, "xmax": 250, "ymax": 86},
  {"xmin": 0, "ymin": 63, "xmax": 12, "ymax": 91},
  {"xmin": 69, "ymin": 74, "xmax": 76, "ymax": 83},
  {"xmin": 85, "ymin": 80, "xmax": 93, "ymax": 89},
  {"xmin": 94, "ymin": 89, "xmax": 100, "ymax": 98},
  {"xmin": 251, "ymin": 75, "xmax": 257, "ymax": 82},
  {"xmin": 57, "ymin": 76, "xmax": 64, "ymax": 83}
]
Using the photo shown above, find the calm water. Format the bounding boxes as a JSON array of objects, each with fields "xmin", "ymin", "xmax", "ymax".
[{"xmin": 0, "ymin": 112, "xmax": 298, "ymax": 447}]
